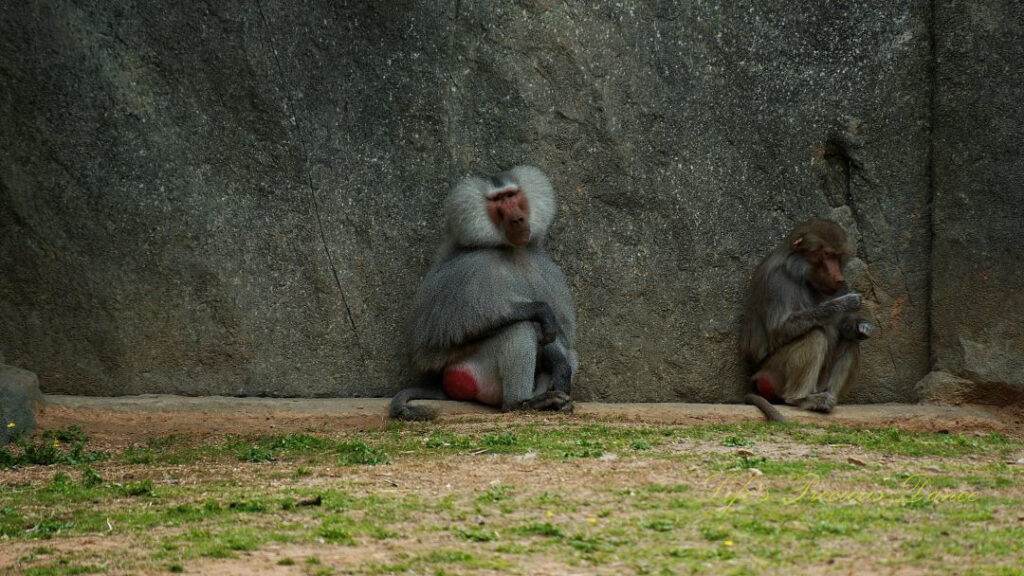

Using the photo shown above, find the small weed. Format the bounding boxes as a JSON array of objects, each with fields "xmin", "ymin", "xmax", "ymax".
[
  {"xmin": 568, "ymin": 533, "xmax": 605, "ymax": 553},
  {"xmin": 515, "ymin": 522, "xmax": 564, "ymax": 538},
  {"xmin": 27, "ymin": 517, "xmax": 75, "ymax": 539},
  {"xmin": 267, "ymin": 433, "xmax": 330, "ymax": 451},
  {"xmin": 145, "ymin": 435, "xmax": 185, "ymax": 449},
  {"xmin": 483, "ymin": 433, "xmax": 517, "ymax": 447},
  {"xmin": 422, "ymin": 549, "xmax": 476, "ymax": 563},
  {"xmin": 1, "ymin": 426, "xmax": 106, "ymax": 468},
  {"xmin": 560, "ymin": 439, "xmax": 603, "ymax": 458},
  {"xmin": 51, "ymin": 472, "xmax": 74, "ymax": 490},
  {"xmin": 120, "ymin": 480, "xmax": 156, "ymax": 497},
  {"xmin": 122, "ymin": 448, "xmax": 154, "ymax": 464},
  {"xmin": 317, "ymin": 518, "xmax": 355, "ymax": 545},
  {"xmin": 722, "ymin": 435, "xmax": 751, "ymax": 447},
  {"xmin": 701, "ymin": 526, "xmax": 731, "ymax": 541},
  {"xmin": 454, "ymin": 527, "xmax": 498, "ymax": 542},
  {"xmin": 642, "ymin": 516, "xmax": 677, "ymax": 532},
  {"xmin": 227, "ymin": 499, "xmax": 267, "ymax": 513},
  {"xmin": 238, "ymin": 445, "xmax": 276, "ymax": 463},
  {"xmin": 337, "ymin": 441, "xmax": 389, "ymax": 466},
  {"xmin": 477, "ymin": 484, "xmax": 515, "ymax": 504},
  {"xmin": 80, "ymin": 467, "xmax": 104, "ymax": 488},
  {"xmin": 424, "ymin": 432, "xmax": 472, "ymax": 450}
]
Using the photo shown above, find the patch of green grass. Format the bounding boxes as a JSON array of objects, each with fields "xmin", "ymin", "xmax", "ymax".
[
  {"xmin": 181, "ymin": 433, "xmax": 394, "ymax": 466},
  {"xmin": 266, "ymin": 433, "xmax": 333, "ymax": 451},
  {"xmin": 389, "ymin": 422, "xmax": 679, "ymax": 460},
  {"xmin": 567, "ymin": 532, "xmax": 608, "ymax": 553},
  {"xmin": 26, "ymin": 517, "xmax": 76, "ymax": 539},
  {"xmin": 317, "ymin": 517, "xmax": 356, "ymax": 545},
  {"xmin": 120, "ymin": 479, "xmax": 156, "ymax": 497},
  {"xmin": 79, "ymin": 467, "xmax": 104, "ymax": 488},
  {"xmin": 477, "ymin": 484, "xmax": 515, "ymax": 504},
  {"xmin": 1, "ymin": 426, "xmax": 107, "ymax": 468},
  {"xmin": 337, "ymin": 441, "xmax": 390, "ymax": 466},
  {"xmin": 423, "ymin": 431, "xmax": 474, "ymax": 450},
  {"xmin": 454, "ymin": 526, "xmax": 498, "ymax": 542},
  {"xmin": 699, "ymin": 525, "xmax": 731, "ymax": 541},
  {"xmin": 962, "ymin": 569, "xmax": 1024, "ymax": 576},
  {"xmin": 514, "ymin": 522, "xmax": 564, "ymax": 538},
  {"xmin": 643, "ymin": 484, "xmax": 691, "ymax": 494},
  {"xmin": 422, "ymin": 549, "xmax": 475, "ymax": 563},
  {"xmin": 227, "ymin": 498, "xmax": 268, "ymax": 512},
  {"xmin": 0, "ymin": 506, "xmax": 28, "ymax": 538},
  {"xmin": 533, "ymin": 491, "xmax": 568, "ymax": 506},
  {"xmin": 722, "ymin": 435, "xmax": 752, "ymax": 447},
  {"xmin": 791, "ymin": 426, "xmax": 1014, "ymax": 458},
  {"xmin": 376, "ymin": 548, "xmax": 514, "ymax": 572},
  {"xmin": 482, "ymin": 432, "xmax": 518, "ymax": 448},
  {"xmin": 23, "ymin": 562, "xmax": 106, "ymax": 576},
  {"xmin": 166, "ymin": 526, "xmax": 266, "ymax": 559},
  {"xmin": 237, "ymin": 444, "xmax": 276, "ymax": 462},
  {"xmin": 560, "ymin": 439, "xmax": 604, "ymax": 458},
  {"xmin": 121, "ymin": 447, "xmax": 154, "ymax": 465},
  {"xmin": 494, "ymin": 542, "xmax": 531, "ymax": 554}
]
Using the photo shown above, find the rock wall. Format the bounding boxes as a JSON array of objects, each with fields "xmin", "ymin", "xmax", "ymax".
[
  {"xmin": 0, "ymin": 1, "xmax": 1017, "ymax": 401},
  {"xmin": 930, "ymin": 0, "xmax": 1024, "ymax": 391}
]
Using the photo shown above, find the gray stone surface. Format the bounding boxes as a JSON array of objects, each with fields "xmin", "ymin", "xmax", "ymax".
[
  {"xmin": 916, "ymin": 370, "xmax": 1024, "ymax": 406},
  {"xmin": 0, "ymin": 364, "xmax": 42, "ymax": 444},
  {"xmin": 0, "ymin": 1, "xmax": 1015, "ymax": 403},
  {"xmin": 931, "ymin": 0, "xmax": 1024, "ymax": 392}
]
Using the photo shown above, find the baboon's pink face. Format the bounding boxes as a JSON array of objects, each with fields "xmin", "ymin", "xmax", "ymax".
[{"xmin": 486, "ymin": 186, "xmax": 531, "ymax": 246}]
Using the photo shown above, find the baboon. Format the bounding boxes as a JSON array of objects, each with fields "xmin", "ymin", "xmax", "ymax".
[
  {"xmin": 390, "ymin": 166, "xmax": 577, "ymax": 420},
  {"xmin": 740, "ymin": 219, "xmax": 872, "ymax": 422}
]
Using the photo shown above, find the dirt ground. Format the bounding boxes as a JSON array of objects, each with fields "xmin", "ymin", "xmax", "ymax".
[
  {"xmin": 34, "ymin": 395, "xmax": 1024, "ymax": 444},
  {"xmin": 3, "ymin": 396, "xmax": 1021, "ymax": 575}
]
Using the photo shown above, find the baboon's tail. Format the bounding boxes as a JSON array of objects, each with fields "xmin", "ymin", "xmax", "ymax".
[
  {"xmin": 389, "ymin": 387, "xmax": 449, "ymax": 421},
  {"xmin": 745, "ymin": 393, "xmax": 787, "ymax": 423}
]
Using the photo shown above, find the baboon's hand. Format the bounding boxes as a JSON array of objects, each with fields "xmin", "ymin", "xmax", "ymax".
[
  {"xmin": 534, "ymin": 303, "xmax": 559, "ymax": 345},
  {"xmin": 856, "ymin": 320, "xmax": 873, "ymax": 339},
  {"xmin": 839, "ymin": 315, "xmax": 874, "ymax": 341}
]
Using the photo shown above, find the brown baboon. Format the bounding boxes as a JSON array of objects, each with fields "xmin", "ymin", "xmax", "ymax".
[{"xmin": 741, "ymin": 219, "xmax": 872, "ymax": 422}]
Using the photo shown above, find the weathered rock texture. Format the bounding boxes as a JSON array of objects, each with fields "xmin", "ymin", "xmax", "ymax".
[
  {"xmin": 916, "ymin": 371, "xmax": 1023, "ymax": 407},
  {"xmin": 0, "ymin": 364, "xmax": 42, "ymax": 444},
  {"xmin": 930, "ymin": 0, "xmax": 1024, "ymax": 393},
  {"xmin": 0, "ymin": 2, "xmax": 1019, "ymax": 402}
]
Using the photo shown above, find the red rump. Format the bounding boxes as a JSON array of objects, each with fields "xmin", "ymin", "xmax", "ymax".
[
  {"xmin": 443, "ymin": 367, "xmax": 478, "ymax": 400},
  {"xmin": 755, "ymin": 375, "xmax": 778, "ymax": 402}
]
